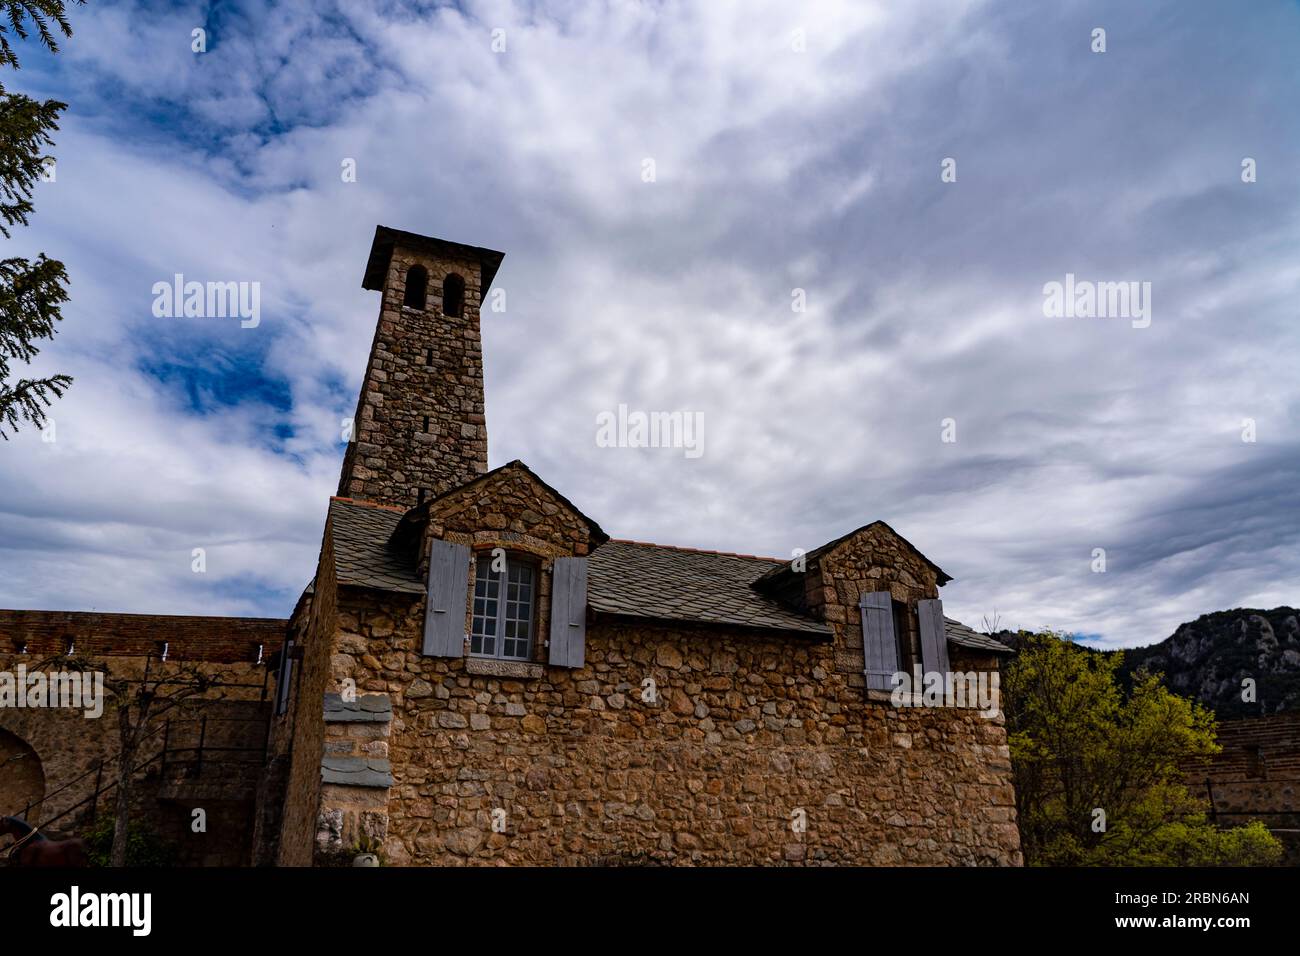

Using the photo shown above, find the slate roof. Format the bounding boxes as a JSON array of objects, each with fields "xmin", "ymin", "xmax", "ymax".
[
  {"xmin": 362, "ymin": 225, "xmax": 505, "ymax": 293},
  {"xmin": 944, "ymin": 617, "xmax": 1015, "ymax": 655},
  {"xmin": 329, "ymin": 498, "xmax": 423, "ymax": 594},
  {"xmin": 325, "ymin": 497, "xmax": 999, "ymax": 649},
  {"xmin": 587, "ymin": 540, "xmax": 831, "ymax": 637}
]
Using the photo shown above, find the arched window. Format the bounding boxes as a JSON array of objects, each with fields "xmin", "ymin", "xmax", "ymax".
[
  {"xmin": 442, "ymin": 273, "xmax": 465, "ymax": 318},
  {"xmin": 403, "ymin": 265, "xmax": 428, "ymax": 309}
]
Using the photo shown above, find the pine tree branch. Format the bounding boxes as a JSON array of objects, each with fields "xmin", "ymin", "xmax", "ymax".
[
  {"xmin": 0, "ymin": 86, "xmax": 64, "ymax": 235},
  {"xmin": 0, "ymin": 3, "xmax": 78, "ymax": 436},
  {"xmin": 0, "ymin": 372, "xmax": 70, "ymax": 436},
  {"xmin": 0, "ymin": 1, "xmax": 79, "ymax": 70}
]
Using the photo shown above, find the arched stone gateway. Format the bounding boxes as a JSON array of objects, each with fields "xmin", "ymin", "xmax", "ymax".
[{"xmin": 0, "ymin": 729, "xmax": 45, "ymax": 821}]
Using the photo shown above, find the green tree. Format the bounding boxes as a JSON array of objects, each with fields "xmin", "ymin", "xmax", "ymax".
[
  {"xmin": 85, "ymin": 815, "xmax": 177, "ymax": 867},
  {"xmin": 0, "ymin": 0, "xmax": 80, "ymax": 439},
  {"xmin": 1004, "ymin": 631, "xmax": 1282, "ymax": 866}
]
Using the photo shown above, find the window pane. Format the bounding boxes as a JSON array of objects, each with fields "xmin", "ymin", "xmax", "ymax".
[
  {"xmin": 471, "ymin": 559, "xmax": 500, "ymax": 656},
  {"xmin": 501, "ymin": 562, "xmax": 534, "ymax": 660}
]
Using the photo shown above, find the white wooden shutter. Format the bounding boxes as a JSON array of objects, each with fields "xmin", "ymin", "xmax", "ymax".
[
  {"xmin": 859, "ymin": 591, "xmax": 898, "ymax": 691},
  {"xmin": 423, "ymin": 539, "xmax": 470, "ymax": 657},
  {"xmin": 548, "ymin": 556, "xmax": 588, "ymax": 668},
  {"xmin": 918, "ymin": 598, "xmax": 951, "ymax": 675}
]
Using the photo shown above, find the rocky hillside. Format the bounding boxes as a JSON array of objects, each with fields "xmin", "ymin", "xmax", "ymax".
[
  {"xmin": 991, "ymin": 607, "xmax": 1300, "ymax": 717},
  {"xmin": 1118, "ymin": 607, "xmax": 1300, "ymax": 718}
]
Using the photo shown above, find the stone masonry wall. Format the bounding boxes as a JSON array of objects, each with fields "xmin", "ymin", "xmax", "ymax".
[
  {"xmin": 0, "ymin": 727, "xmax": 44, "ymax": 817},
  {"xmin": 418, "ymin": 463, "xmax": 597, "ymax": 571},
  {"xmin": 0, "ymin": 699, "xmax": 121, "ymax": 829},
  {"xmin": 314, "ymin": 694, "xmax": 393, "ymax": 860},
  {"xmin": 338, "ymin": 243, "xmax": 489, "ymax": 510},
  {"xmin": 0, "ymin": 611, "xmax": 282, "ymax": 841},
  {"xmin": 324, "ymin": 588, "xmax": 1021, "ymax": 866},
  {"xmin": 0, "ymin": 610, "xmax": 285, "ymax": 663},
  {"xmin": 800, "ymin": 523, "xmax": 943, "ymax": 683},
  {"xmin": 0, "ymin": 650, "xmax": 272, "ymax": 853},
  {"xmin": 298, "ymin": 442, "xmax": 1020, "ymax": 866},
  {"xmin": 1185, "ymin": 712, "xmax": 1300, "ymax": 863},
  {"xmin": 272, "ymin": 522, "xmax": 339, "ymax": 866}
]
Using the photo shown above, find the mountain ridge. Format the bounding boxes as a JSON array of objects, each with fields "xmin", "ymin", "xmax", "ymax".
[
  {"xmin": 1118, "ymin": 606, "xmax": 1300, "ymax": 717},
  {"xmin": 988, "ymin": 606, "xmax": 1300, "ymax": 717}
]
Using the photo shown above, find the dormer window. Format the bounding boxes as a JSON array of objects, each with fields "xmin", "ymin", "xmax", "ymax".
[
  {"xmin": 860, "ymin": 591, "xmax": 950, "ymax": 693},
  {"xmin": 470, "ymin": 555, "xmax": 535, "ymax": 661},
  {"xmin": 404, "ymin": 265, "xmax": 428, "ymax": 309},
  {"xmin": 442, "ymin": 273, "xmax": 465, "ymax": 318}
]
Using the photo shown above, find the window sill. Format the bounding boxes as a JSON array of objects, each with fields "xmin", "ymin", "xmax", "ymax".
[
  {"xmin": 866, "ymin": 688, "xmax": 1000, "ymax": 714},
  {"xmin": 465, "ymin": 658, "xmax": 545, "ymax": 680},
  {"xmin": 866, "ymin": 689, "xmax": 924, "ymax": 706}
]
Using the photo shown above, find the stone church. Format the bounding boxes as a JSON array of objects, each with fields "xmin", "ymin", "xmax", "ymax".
[
  {"xmin": 1, "ymin": 226, "xmax": 1022, "ymax": 866},
  {"xmin": 262, "ymin": 226, "xmax": 1022, "ymax": 866}
]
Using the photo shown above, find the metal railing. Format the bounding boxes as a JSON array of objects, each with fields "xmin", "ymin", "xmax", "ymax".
[
  {"xmin": 6, "ymin": 713, "xmax": 270, "ymax": 832},
  {"xmin": 158, "ymin": 714, "xmax": 269, "ymax": 779}
]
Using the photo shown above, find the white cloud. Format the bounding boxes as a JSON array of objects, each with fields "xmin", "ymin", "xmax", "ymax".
[{"xmin": 1, "ymin": 0, "xmax": 1297, "ymax": 647}]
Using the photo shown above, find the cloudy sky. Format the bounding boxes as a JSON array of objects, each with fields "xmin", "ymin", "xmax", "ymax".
[{"xmin": 1, "ymin": 0, "xmax": 1296, "ymax": 648}]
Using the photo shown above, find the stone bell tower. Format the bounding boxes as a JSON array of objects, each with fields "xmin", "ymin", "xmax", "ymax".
[{"xmin": 337, "ymin": 226, "xmax": 505, "ymax": 511}]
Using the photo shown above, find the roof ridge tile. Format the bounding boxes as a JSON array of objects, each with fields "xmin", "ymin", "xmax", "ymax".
[
  {"xmin": 330, "ymin": 496, "xmax": 410, "ymax": 514},
  {"xmin": 607, "ymin": 538, "xmax": 784, "ymax": 563}
]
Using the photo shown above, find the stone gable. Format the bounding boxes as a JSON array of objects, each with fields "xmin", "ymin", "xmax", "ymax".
[
  {"xmin": 803, "ymin": 522, "xmax": 947, "ymax": 680},
  {"xmin": 417, "ymin": 460, "xmax": 604, "ymax": 570}
]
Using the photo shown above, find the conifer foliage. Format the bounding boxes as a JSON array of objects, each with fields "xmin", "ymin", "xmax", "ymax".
[{"xmin": 0, "ymin": 1, "xmax": 79, "ymax": 438}]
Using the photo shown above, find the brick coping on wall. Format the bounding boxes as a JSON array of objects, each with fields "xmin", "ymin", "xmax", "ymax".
[{"xmin": 0, "ymin": 609, "xmax": 287, "ymax": 662}]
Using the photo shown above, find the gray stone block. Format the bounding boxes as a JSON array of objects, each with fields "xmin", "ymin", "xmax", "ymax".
[
  {"xmin": 324, "ymin": 692, "xmax": 393, "ymax": 723},
  {"xmin": 320, "ymin": 755, "xmax": 394, "ymax": 789}
]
